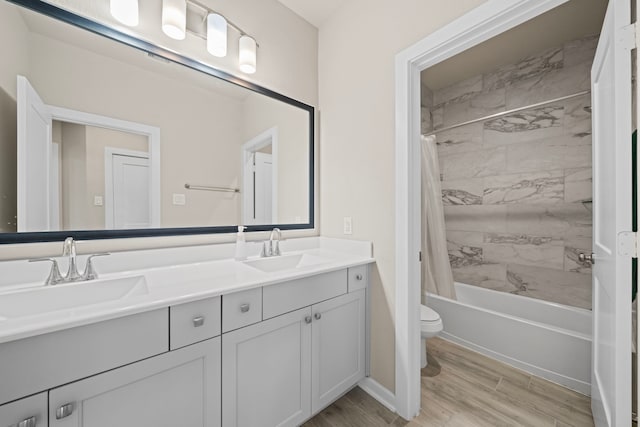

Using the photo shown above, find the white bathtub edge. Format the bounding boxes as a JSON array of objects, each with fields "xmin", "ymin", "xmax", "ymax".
[{"xmin": 438, "ymin": 333, "xmax": 591, "ymax": 396}]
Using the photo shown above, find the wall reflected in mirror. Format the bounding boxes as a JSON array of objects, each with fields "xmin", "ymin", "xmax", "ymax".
[{"xmin": 0, "ymin": 1, "xmax": 311, "ymax": 234}]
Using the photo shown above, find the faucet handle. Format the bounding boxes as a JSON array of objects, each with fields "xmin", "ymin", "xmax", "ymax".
[
  {"xmin": 82, "ymin": 253, "xmax": 110, "ymax": 281},
  {"xmin": 29, "ymin": 258, "xmax": 64, "ymax": 286}
]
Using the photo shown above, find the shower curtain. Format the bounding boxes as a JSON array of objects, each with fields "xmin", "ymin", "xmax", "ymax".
[{"xmin": 421, "ymin": 135, "xmax": 456, "ymax": 300}]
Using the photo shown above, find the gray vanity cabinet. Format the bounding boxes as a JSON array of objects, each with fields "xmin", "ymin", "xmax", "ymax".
[
  {"xmin": 222, "ymin": 307, "xmax": 313, "ymax": 427},
  {"xmin": 311, "ymin": 289, "xmax": 366, "ymax": 414},
  {"xmin": 49, "ymin": 337, "xmax": 221, "ymax": 427},
  {"xmin": 222, "ymin": 272, "xmax": 367, "ymax": 427}
]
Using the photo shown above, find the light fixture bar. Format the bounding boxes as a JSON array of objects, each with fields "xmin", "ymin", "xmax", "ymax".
[{"xmin": 186, "ymin": 0, "xmax": 259, "ymax": 46}]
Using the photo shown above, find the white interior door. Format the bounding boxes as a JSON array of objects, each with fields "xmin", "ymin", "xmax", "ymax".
[
  {"xmin": 254, "ymin": 152, "xmax": 273, "ymax": 224},
  {"xmin": 590, "ymin": 0, "xmax": 633, "ymax": 425},
  {"xmin": 111, "ymin": 154, "xmax": 150, "ymax": 229},
  {"xmin": 17, "ymin": 75, "xmax": 53, "ymax": 232},
  {"xmin": 243, "ymin": 152, "xmax": 273, "ymax": 224}
]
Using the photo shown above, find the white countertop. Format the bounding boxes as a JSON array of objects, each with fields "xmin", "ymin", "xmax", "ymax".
[{"xmin": 0, "ymin": 237, "xmax": 374, "ymax": 344}]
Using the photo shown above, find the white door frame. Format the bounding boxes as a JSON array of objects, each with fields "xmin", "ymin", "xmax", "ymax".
[
  {"xmin": 241, "ymin": 127, "xmax": 278, "ymax": 225},
  {"xmin": 393, "ymin": 0, "xmax": 570, "ymax": 419},
  {"xmin": 49, "ymin": 105, "xmax": 161, "ymax": 228},
  {"xmin": 104, "ymin": 148, "xmax": 151, "ymax": 229}
]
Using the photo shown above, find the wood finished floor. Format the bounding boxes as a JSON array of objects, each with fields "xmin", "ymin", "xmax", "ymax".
[{"xmin": 303, "ymin": 337, "xmax": 594, "ymax": 427}]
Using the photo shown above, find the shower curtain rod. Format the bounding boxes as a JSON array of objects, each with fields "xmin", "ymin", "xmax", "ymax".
[{"xmin": 422, "ymin": 90, "xmax": 590, "ymax": 137}]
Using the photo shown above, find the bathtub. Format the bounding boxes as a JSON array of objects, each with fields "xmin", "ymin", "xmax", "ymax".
[{"xmin": 427, "ymin": 282, "xmax": 592, "ymax": 395}]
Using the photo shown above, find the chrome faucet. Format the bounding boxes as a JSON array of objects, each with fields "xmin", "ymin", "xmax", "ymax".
[
  {"xmin": 29, "ymin": 237, "xmax": 110, "ymax": 286},
  {"xmin": 62, "ymin": 237, "xmax": 81, "ymax": 282},
  {"xmin": 260, "ymin": 228, "xmax": 282, "ymax": 257}
]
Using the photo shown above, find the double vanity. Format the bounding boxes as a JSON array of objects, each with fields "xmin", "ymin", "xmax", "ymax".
[{"xmin": 0, "ymin": 237, "xmax": 374, "ymax": 427}]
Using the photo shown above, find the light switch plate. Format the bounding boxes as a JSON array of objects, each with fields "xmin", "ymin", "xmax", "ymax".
[
  {"xmin": 94, "ymin": 196, "xmax": 103, "ymax": 206},
  {"xmin": 173, "ymin": 193, "xmax": 186, "ymax": 206},
  {"xmin": 343, "ymin": 217, "xmax": 352, "ymax": 235}
]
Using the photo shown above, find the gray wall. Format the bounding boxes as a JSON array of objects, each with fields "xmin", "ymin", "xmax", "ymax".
[{"xmin": 423, "ymin": 35, "xmax": 597, "ymax": 310}]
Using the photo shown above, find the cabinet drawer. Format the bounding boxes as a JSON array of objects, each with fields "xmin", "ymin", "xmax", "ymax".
[
  {"xmin": 170, "ymin": 296, "xmax": 221, "ymax": 350},
  {"xmin": 0, "ymin": 309, "xmax": 168, "ymax": 406},
  {"xmin": 222, "ymin": 288, "xmax": 262, "ymax": 333},
  {"xmin": 0, "ymin": 392, "xmax": 47, "ymax": 427},
  {"xmin": 348, "ymin": 265, "xmax": 368, "ymax": 292},
  {"xmin": 263, "ymin": 270, "xmax": 347, "ymax": 319}
]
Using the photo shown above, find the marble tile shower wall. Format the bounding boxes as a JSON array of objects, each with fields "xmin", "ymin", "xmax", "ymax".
[{"xmin": 423, "ymin": 35, "xmax": 597, "ymax": 310}]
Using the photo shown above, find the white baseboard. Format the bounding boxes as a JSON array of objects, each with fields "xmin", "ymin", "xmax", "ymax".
[{"xmin": 358, "ymin": 377, "xmax": 396, "ymax": 413}]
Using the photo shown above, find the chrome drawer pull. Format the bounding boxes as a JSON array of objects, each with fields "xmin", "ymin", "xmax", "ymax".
[
  {"xmin": 240, "ymin": 303, "xmax": 250, "ymax": 313},
  {"xmin": 56, "ymin": 403, "xmax": 74, "ymax": 420},
  {"xmin": 192, "ymin": 316, "xmax": 205, "ymax": 327},
  {"xmin": 356, "ymin": 274, "xmax": 363, "ymax": 281},
  {"xmin": 17, "ymin": 416, "xmax": 37, "ymax": 427},
  {"xmin": 314, "ymin": 312, "xmax": 322, "ymax": 320},
  {"xmin": 305, "ymin": 316, "xmax": 312, "ymax": 324}
]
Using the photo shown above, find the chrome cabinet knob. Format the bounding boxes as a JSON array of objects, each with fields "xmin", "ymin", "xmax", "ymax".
[
  {"xmin": 578, "ymin": 253, "xmax": 595, "ymax": 264},
  {"xmin": 192, "ymin": 316, "xmax": 205, "ymax": 327},
  {"xmin": 240, "ymin": 303, "xmax": 250, "ymax": 313},
  {"xmin": 17, "ymin": 416, "xmax": 37, "ymax": 427},
  {"xmin": 355, "ymin": 274, "xmax": 363, "ymax": 281},
  {"xmin": 56, "ymin": 403, "xmax": 74, "ymax": 420},
  {"xmin": 304, "ymin": 316, "xmax": 312, "ymax": 324},
  {"xmin": 314, "ymin": 312, "xmax": 322, "ymax": 320}
]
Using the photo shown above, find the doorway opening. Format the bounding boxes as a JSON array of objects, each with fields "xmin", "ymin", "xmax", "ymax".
[
  {"xmin": 394, "ymin": 0, "xmax": 634, "ymax": 425},
  {"xmin": 242, "ymin": 127, "xmax": 278, "ymax": 225}
]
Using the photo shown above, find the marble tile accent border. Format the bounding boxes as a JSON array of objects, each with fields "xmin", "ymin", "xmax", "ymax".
[
  {"xmin": 436, "ymin": 122, "xmax": 483, "ymax": 154},
  {"xmin": 506, "ymin": 135, "xmax": 591, "ymax": 174},
  {"xmin": 447, "ymin": 231, "xmax": 484, "ymax": 268},
  {"xmin": 564, "ymin": 168, "xmax": 591, "ymax": 203},
  {"xmin": 434, "ymin": 75, "xmax": 483, "ymax": 106},
  {"xmin": 483, "ymin": 171, "xmax": 564, "ymax": 205},
  {"xmin": 483, "ymin": 233, "xmax": 565, "ymax": 271},
  {"xmin": 452, "ymin": 263, "xmax": 509, "ymax": 292},
  {"xmin": 439, "ymin": 147, "xmax": 507, "ymax": 180},
  {"xmin": 506, "ymin": 204, "xmax": 592, "ymax": 239},
  {"xmin": 484, "ymin": 47, "xmax": 563, "ymax": 92},
  {"xmin": 506, "ymin": 264, "xmax": 591, "ymax": 309},
  {"xmin": 441, "ymin": 178, "xmax": 483, "ymax": 205},
  {"xmin": 484, "ymin": 106, "xmax": 564, "ymax": 133},
  {"xmin": 444, "ymin": 205, "xmax": 508, "ymax": 233},
  {"xmin": 424, "ymin": 35, "xmax": 595, "ymax": 310},
  {"xmin": 505, "ymin": 61, "xmax": 591, "ymax": 110}
]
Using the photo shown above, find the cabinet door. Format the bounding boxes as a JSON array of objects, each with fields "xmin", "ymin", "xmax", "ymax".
[
  {"xmin": 311, "ymin": 289, "xmax": 366, "ymax": 413},
  {"xmin": 222, "ymin": 307, "xmax": 311, "ymax": 427},
  {"xmin": 0, "ymin": 392, "xmax": 47, "ymax": 427},
  {"xmin": 49, "ymin": 338, "xmax": 221, "ymax": 427}
]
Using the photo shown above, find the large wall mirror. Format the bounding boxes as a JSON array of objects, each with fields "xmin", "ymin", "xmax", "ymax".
[{"xmin": 0, "ymin": 0, "xmax": 314, "ymax": 243}]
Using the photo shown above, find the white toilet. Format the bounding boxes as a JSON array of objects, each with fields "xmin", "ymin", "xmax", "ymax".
[{"xmin": 420, "ymin": 304, "xmax": 443, "ymax": 368}]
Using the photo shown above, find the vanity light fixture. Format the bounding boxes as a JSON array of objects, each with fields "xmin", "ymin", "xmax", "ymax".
[
  {"xmin": 206, "ymin": 13, "xmax": 227, "ymax": 57},
  {"xmin": 239, "ymin": 35, "xmax": 257, "ymax": 74},
  {"xmin": 116, "ymin": 0, "xmax": 258, "ymax": 73},
  {"xmin": 110, "ymin": 0, "xmax": 138, "ymax": 26},
  {"xmin": 162, "ymin": 0, "xmax": 187, "ymax": 40}
]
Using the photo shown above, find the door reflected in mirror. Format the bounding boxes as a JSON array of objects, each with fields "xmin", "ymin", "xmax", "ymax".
[{"xmin": 0, "ymin": 0, "xmax": 313, "ymax": 237}]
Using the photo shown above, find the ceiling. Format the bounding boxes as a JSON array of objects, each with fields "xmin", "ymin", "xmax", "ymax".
[
  {"xmin": 277, "ymin": 0, "xmax": 347, "ymax": 28},
  {"xmin": 421, "ymin": 0, "xmax": 608, "ymax": 91}
]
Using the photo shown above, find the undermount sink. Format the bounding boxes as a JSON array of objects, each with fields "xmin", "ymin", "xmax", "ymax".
[
  {"xmin": 243, "ymin": 253, "xmax": 330, "ymax": 273},
  {"xmin": 0, "ymin": 275, "xmax": 148, "ymax": 320}
]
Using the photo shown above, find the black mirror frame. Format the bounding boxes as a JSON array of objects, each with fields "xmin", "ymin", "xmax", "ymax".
[{"xmin": 0, "ymin": 0, "xmax": 315, "ymax": 244}]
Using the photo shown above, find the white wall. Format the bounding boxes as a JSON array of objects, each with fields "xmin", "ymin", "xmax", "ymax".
[{"xmin": 318, "ymin": 0, "xmax": 487, "ymax": 392}]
